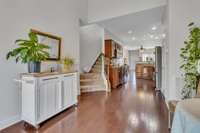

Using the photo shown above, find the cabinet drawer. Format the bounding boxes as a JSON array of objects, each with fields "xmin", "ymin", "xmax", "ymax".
[{"xmin": 38, "ymin": 76, "xmax": 60, "ymax": 84}]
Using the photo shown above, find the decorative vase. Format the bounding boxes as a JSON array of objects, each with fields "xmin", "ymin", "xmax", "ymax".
[
  {"xmin": 63, "ymin": 65, "xmax": 72, "ymax": 72},
  {"xmin": 28, "ymin": 61, "xmax": 41, "ymax": 73}
]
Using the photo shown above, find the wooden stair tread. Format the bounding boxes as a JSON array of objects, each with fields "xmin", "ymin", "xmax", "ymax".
[
  {"xmin": 80, "ymin": 54, "xmax": 106, "ymax": 93},
  {"xmin": 80, "ymin": 73, "xmax": 100, "ymax": 76},
  {"xmin": 81, "ymin": 84, "xmax": 105, "ymax": 88}
]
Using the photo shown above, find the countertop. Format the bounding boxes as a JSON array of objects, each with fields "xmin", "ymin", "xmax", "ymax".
[
  {"xmin": 21, "ymin": 70, "xmax": 78, "ymax": 77},
  {"xmin": 136, "ymin": 62, "xmax": 155, "ymax": 67},
  {"xmin": 110, "ymin": 64, "xmax": 129, "ymax": 68}
]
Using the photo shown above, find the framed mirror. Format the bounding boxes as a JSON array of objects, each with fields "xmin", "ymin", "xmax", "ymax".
[{"xmin": 31, "ymin": 29, "xmax": 61, "ymax": 61}]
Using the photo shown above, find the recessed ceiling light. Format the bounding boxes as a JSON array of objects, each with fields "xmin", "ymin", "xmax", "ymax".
[
  {"xmin": 150, "ymin": 35, "xmax": 154, "ymax": 38},
  {"xmin": 152, "ymin": 26, "xmax": 157, "ymax": 31},
  {"xmin": 132, "ymin": 37, "xmax": 136, "ymax": 40},
  {"xmin": 155, "ymin": 36, "xmax": 159, "ymax": 40},
  {"xmin": 128, "ymin": 30, "xmax": 133, "ymax": 34},
  {"xmin": 162, "ymin": 33, "xmax": 166, "ymax": 38}
]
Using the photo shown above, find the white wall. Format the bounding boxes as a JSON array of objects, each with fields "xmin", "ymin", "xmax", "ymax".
[
  {"xmin": 80, "ymin": 24, "xmax": 104, "ymax": 73},
  {"xmin": 161, "ymin": 5, "xmax": 169, "ymax": 99},
  {"xmin": 123, "ymin": 48, "xmax": 129, "ymax": 64},
  {"xmin": 88, "ymin": 0, "xmax": 166, "ymax": 23},
  {"xmin": 129, "ymin": 50, "xmax": 140, "ymax": 70},
  {"xmin": 0, "ymin": 0, "xmax": 87, "ymax": 129},
  {"xmin": 141, "ymin": 48, "xmax": 155, "ymax": 62},
  {"xmin": 163, "ymin": 0, "xmax": 200, "ymax": 100},
  {"xmin": 104, "ymin": 29, "xmax": 125, "ymax": 46}
]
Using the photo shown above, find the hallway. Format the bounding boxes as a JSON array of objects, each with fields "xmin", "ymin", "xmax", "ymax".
[{"xmin": 2, "ymin": 73, "xmax": 169, "ymax": 133}]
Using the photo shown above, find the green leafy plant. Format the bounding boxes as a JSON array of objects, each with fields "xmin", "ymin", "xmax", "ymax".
[
  {"xmin": 6, "ymin": 31, "xmax": 50, "ymax": 63},
  {"xmin": 62, "ymin": 57, "xmax": 74, "ymax": 66},
  {"xmin": 61, "ymin": 57, "xmax": 74, "ymax": 71},
  {"xmin": 180, "ymin": 22, "xmax": 200, "ymax": 99}
]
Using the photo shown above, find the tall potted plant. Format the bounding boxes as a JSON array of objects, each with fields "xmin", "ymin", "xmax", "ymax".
[
  {"xmin": 180, "ymin": 23, "xmax": 200, "ymax": 99},
  {"xmin": 6, "ymin": 31, "xmax": 50, "ymax": 73}
]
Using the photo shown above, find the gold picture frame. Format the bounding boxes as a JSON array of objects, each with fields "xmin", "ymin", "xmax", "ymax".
[{"xmin": 31, "ymin": 29, "xmax": 61, "ymax": 61}]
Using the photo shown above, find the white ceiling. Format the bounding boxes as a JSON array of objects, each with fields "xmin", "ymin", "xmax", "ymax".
[
  {"xmin": 98, "ymin": 6, "xmax": 165, "ymax": 50},
  {"xmin": 88, "ymin": 0, "xmax": 166, "ymax": 23}
]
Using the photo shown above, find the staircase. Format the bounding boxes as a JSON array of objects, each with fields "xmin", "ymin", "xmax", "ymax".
[{"xmin": 80, "ymin": 55, "xmax": 106, "ymax": 93}]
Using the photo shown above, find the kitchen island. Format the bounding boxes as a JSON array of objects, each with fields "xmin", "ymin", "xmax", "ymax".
[{"xmin": 136, "ymin": 62, "xmax": 155, "ymax": 80}]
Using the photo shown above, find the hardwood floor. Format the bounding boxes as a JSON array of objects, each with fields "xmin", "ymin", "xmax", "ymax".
[{"xmin": 1, "ymin": 73, "xmax": 169, "ymax": 133}]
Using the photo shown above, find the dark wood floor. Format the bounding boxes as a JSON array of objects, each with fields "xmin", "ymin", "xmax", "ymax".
[{"xmin": 1, "ymin": 73, "xmax": 169, "ymax": 133}]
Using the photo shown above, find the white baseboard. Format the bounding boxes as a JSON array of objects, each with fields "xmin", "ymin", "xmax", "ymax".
[{"xmin": 0, "ymin": 115, "xmax": 21, "ymax": 130}]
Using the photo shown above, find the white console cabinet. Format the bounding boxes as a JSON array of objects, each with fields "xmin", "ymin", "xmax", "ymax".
[{"xmin": 21, "ymin": 72, "xmax": 78, "ymax": 128}]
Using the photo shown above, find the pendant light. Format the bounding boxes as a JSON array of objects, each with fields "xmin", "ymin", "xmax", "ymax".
[{"xmin": 140, "ymin": 46, "xmax": 144, "ymax": 53}]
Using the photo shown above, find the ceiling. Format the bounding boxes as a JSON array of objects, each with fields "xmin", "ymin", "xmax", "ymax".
[
  {"xmin": 88, "ymin": 0, "xmax": 166, "ymax": 23},
  {"xmin": 98, "ymin": 6, "xmax": 165, "ymax": 50}
]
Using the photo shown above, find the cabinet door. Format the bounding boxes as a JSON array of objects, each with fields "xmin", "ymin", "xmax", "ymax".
[
  {"xmin": 37, "ymin": 77, "xmax": 60, "ymax": 122},
  {"xmin": 71, "ymin": 74, "xmax": 78, "ymax": 104},
  {"xmin": 62, "ymin": 75, "xmax": 74, "ymax": 108},
  {"xmin": 105, "ymin": 40, "xmax": 113, "ymax": 58}
]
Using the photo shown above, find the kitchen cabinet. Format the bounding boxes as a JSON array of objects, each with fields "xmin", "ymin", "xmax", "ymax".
[
  {"xmin": 62, "ymin": 74, "xmax": 78, "ymax": 108},
  {"xmin": 37, "ymin": 77, "xmax": 62, "ymax": 123},
  {"xmin": 143, "ymin": 66, "xmax": 155, "ymax": 80},
  {"xmin": 21, "ymin": 72, "xmax": 78, "ymax": 128},
  {"xmin": 105, "ymin": 39, "xmax": 123, "ymax": 59},
  {"xmin": 105, "ymin": 39, "xmax": 128, "ymax": 89},
  {"xmin": 136, "ymin": 64, "xmax": 144, "ymax": 78},
  {"xmin": 109, "ymin": 67, "xmax": 120, "ymax": 88},
  {"xmin": 109, "ymin": 65, "xmax": 129, "ymax": 89},
  {"xmin": 105, "ymin": 40, "xmax": 114, "ymax": 58}
]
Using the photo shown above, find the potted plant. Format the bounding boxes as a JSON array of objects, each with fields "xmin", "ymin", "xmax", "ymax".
[
  {"xmin": 61, "ymin": 57, "xmax": 74, "ymax": 71},
  {"xmin": 6, "ymin": 31, "xmax": 50, "ymax": 73},
  {"xmin": 180, "ymin": 22, "xmax": 200, "ymax": 99}
]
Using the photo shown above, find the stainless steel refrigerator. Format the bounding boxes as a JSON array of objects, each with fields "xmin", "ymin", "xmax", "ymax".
[{"xmin": 155, "ymin": 46, "xmax": 162, "ymax": 91}]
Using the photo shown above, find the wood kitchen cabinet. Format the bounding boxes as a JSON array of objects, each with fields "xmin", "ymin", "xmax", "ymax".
[
  {"xmin": 109, "ymin": 65, "xmax": 129, "ymax": 89},
  {"xmin": 105, "ymin": 40, "xmax": 114, "ymax": 58},
  {"xmin": 105, "ymin": 39, "xmax": 123, "ymax": 59},
  {"xmin": 136, "ymin": 64, "xmax": 144, "ymax": 78},
  {"xmin": 143, "ymin": 66, "xmax": 155, "ymax": 80},
  {"xmin": 105, "ymin": 39, "xmax": 128, "ymax": 89},
  {"xmin": 109, "ymin": 67, "xmax": 120, "ymax": 88},
  {"xmin": 21, "ymin": 72, "xmax": 78, "ymax": 128}
]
